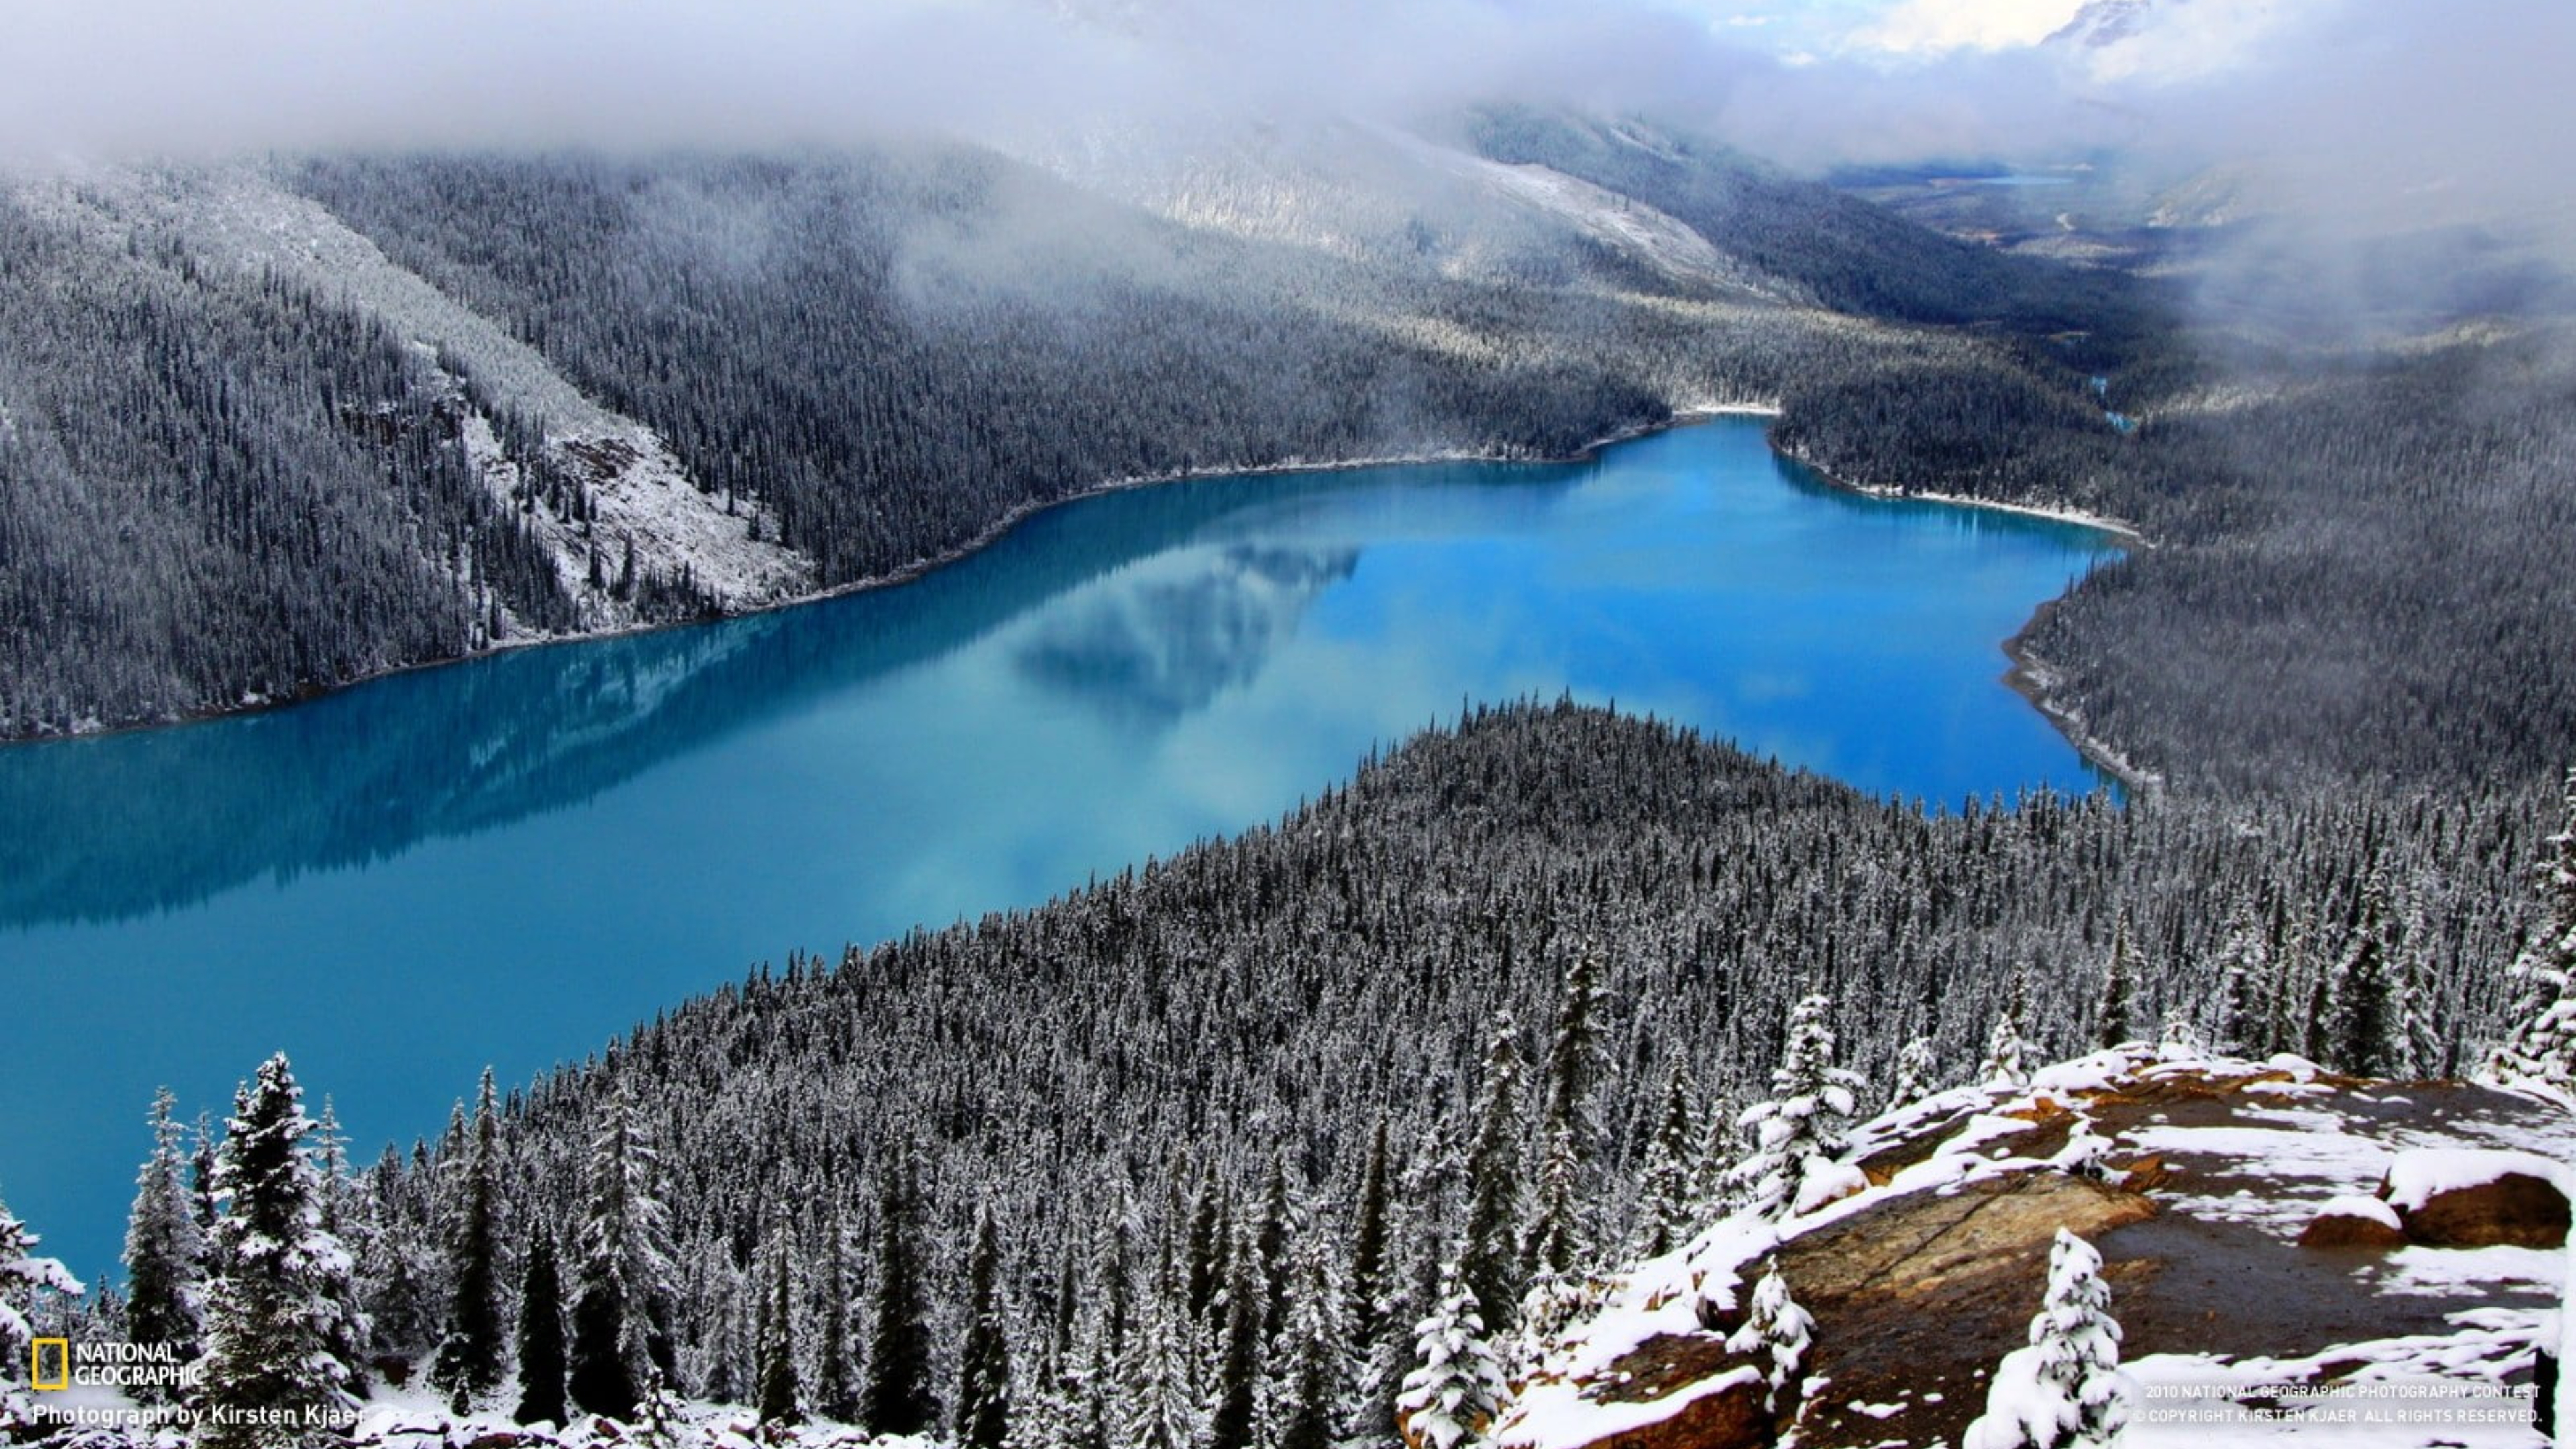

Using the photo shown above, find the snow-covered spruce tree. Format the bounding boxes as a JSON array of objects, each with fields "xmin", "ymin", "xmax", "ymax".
[
  {"xmin": 2, "ymin": 1183, "xmax": 82, "ymax": 1398},
  {"xmin": 1518, "ymin": 1124, "xmax": 1587, "ymax": 1344},
  {"xmin": 2396, "ymin": 940, "xmax": 2444, "ymax": 1081},
  {"xmin": 1396, "ymin": 1260, "xmax": 1508, "ymax": 1449},
  {"xmin": 515, "ymin": 1226, "xmax": 569, "ymax": 1427},
  {"xmin": 863, "ymin": 1150, "xmax": 938, "ymax": 1436},
  {"xmin": 2331, "ymin": 877, "xmax": 2399, "ymax": 1078},
  {"xmin": 2484, "ymin": 767, "xmax": 2576, "ymax": 1097},
  {"xmin": 1723, "ymin": 1259, "xmax": 1812, "ymax": 1417},
  {"xmin": 1251, "ymin": 1163, "xmax": 1292, "ymax": 1350},
  {"xmin": 352, "ymin": 1142, "xmax": 444, "ymax": 1368},
  {"xmin": 1273, "ymin": 1228, "xmax": 1345, "ymax": 1449},
  {"xmin": 1629, "ymin": 1061, "xmax": 1699, "ymax": 1258},
  {"xmin": 1116, "ymin": 1252, "xmax": 1200, "ymax": 1449},
  {"xmin": 1981, "ymin": 991, "xmax": 2033, "ymax": 1089},
  {"xmin": 2155, "ymin": 1006, "xmax": 2202, "ymax": 1058},
  {"xmin": 431, "ymin": 1067, "xmax": 505, "ymax": 1410},
  {"xmin": 569, "ymin": 1079, "xmax": 678, "ymax": 1421},
  {"xmin": 1345, "ymin": 1116, "xmax": 1394, "ymax": 1393},
  {"xmin": 1205, "ymin": 1229, "xmax": 1263, "ymax": 1449},
  {"xmin": 197, "ymin": 1053, "xmax": 368, "ymax": 1449},
  {"xmin": 123, "ymin": 1086, "xmax": 205, "ymax": 1390},
  {"xmin": 1055, "ymin": 1202, "xmax": 1133, "ymax": 1449},
  {"xmin": 755, "ymin": 1216, "xmax": 800, "ymax": 1426},
  {"xmin": 811, "ymin": 1203, "xmax": 859, "ymax": 1424},
  {"xmin": 1537, "ymin": 949, "xmax": 1611, "ymax": 1165},
  {"xmin": 1962, "ymin": 1229, "xmax": 2132, "ymax": 1449},
  {"xmin": 1691, "ymin": 1089, "xmax": 1747, "ymax": 1222},
  {"xmin": 2094, "ymin": 916, "xmax": 2137, "ymax": 1050},
  {"xmin": 1458, "ymin": 1015, "xmax": 1525, "ymax": 1338},
  {"xmin": 1725, "ymin": 994, "xmax": 1864, "ymax": 1220},
  {"xmin": 956, "ymin": 1212, "xmax": 1011, "ymax": 1449},
  {"xmin": 2207, "ymin": 899, "xmax": 2267, "ymax": 1054},
  {"xmin": 1890, "ymin": 1036, "xmax": 1941, "ymax": 1110}
]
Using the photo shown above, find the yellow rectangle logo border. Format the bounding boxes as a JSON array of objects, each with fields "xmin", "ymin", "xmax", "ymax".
[{"xmin": 30, "ymin": 1337, "xmax": 70, "ymax": 1391}]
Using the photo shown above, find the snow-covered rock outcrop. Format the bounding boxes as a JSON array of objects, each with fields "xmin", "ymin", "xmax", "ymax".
[{"xmin": 1497, "ymin": 1046, "xmax": 2574, "ymax": 1449}]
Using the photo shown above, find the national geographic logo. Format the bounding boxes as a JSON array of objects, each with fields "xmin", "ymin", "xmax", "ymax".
[{"xmin": 26, "ymin": 1337, "xmax": 203, "ymax": 1393}]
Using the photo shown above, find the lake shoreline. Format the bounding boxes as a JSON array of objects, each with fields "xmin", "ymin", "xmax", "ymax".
[
  {"xmin": 6, "ymin": 398, "xmax": 2141, "ymax": 791},
  {"xmin": 1766, "ymin": 439, "xmax": 2155, "ymax": 794},
  {"xmin": 1, "ymin": 402, "xmax": 1789, "ymax": 748}
]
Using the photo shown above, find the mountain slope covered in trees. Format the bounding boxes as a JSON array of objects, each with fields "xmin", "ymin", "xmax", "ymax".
[{"xmin": 11, "ymin": 702, "xmax": 2562, "ymax": 1447}]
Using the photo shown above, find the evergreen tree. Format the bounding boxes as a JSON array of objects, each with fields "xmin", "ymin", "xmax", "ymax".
[
  {"xmin": 812, "ymin": 1207, "xmax": 859, "ymax": 1424},
  {"xmin": 1725, "ymin": 994, "xmax": 1864, "ymax": 1220},
  {"xmin": 1458, "ymin": 1016, "xmax": 1525, "ymax": 1338},
  {"xmin": 1891, "ymin": 1036, "xmax": 1941, "ymax": 1108},
  {"xmin": 1116, "ymin": 1251, "xmax": 1199, "ymax": 1449},
  {"xmin": 1723, "ymin": 1259, "xmax": 1812, "ymax": 1416},
  {"xmin": 1629, "ymin": 1061, "xmax": 1699, "ymax": 1258},
  {"xmin": 515, "ymin": 1228, "xmax": 569, "ymax": 1428},
  {"xmin": 1962, "ymin": 1230, "xmax": 2132, "ymax": 1449},
  {"xmin": 1518, "ymin": 1123, "xmax": 1587, "ymax": 1342},
  {"xmin": 1251, "ymin": 1161, "xmax": 1292, "ymax": 1350},
  {"xmin": 197, "ymin": 1054, "xmax": 368, "ymax": 1449},
  {"xmin": 1204, "ymin": 1234, "xmax": 1263, "ymax": 1449},
  {"xmin": 568, "ymin": 1080, "xmax": 676, "ymax": 1421},
  {"xmin": 756, "ymin": 1216, "xmax": 802, "ymax": 1426},
  {"xmin": 189, "ymin": 1114, "xmax": 221, "ymax": 1236},
  {"xmin": 1396, "ymin": 1260, "xmax": 1507, "ymax": 1449},
  {"xmin": 956, "ymin": 1212, "xmax": 1010, "ymax": 1449},
  {"xmin": 2332, "ymin": 877, "xmax": 2398, "ymax": 1077},
  {"xmin": 123, "ymin": 1087, "xmax": 205, "ymax": 1391},
  {"xmin": 1273, "ymin": 1230, "xmax": 1345, "ymax": 1449},
  {"xmin": 431, "ymin": 1067, "xmax": 506, "ymax": 1410},
  {"xmin": 1346, "ymin": 1116, "xmax": 1393, "ymax": 1379},
  {"xmin": 862, "ymin": 1152, "xmax": 938, "ymax": 1436},
  {"xmin": 1, "ymin": 1185, "xmax": 81, "ymax": 1391},
  {"xmin": 2093, "ymin": 916, "xmax": 2137, "ymax": 1049},
  {"xmin": 1183, "ymin": 1167, "xmax": 1228, "ymax": 1326},
  {"xmin": 2485, "ymin": 767, "xmax": 2576, "ymax": 1097},
  {"xmin": 1538, "ymin": 949, "xmax": 1611, "ymax": 1160},
  {"xmin": 2208, "ymin": 900, "xmax": 2267, "ymax": 1054},
  {"xmin": 1981, "ymin": 990, "xmax": 2032, "ymax": 1088}
]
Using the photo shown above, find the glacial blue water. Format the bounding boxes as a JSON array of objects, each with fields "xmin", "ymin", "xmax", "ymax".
[{"xmin": 0, "ymin": 417, "xmax": 2116, "ymax": 1279}]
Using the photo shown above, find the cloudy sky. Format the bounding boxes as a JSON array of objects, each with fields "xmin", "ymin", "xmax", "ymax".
[{"xmin": 0, "ymin": 0, "xmax": 2561, "ymax": 242}]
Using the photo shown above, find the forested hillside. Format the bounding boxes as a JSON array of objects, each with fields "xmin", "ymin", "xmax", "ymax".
[
  {"xmin": 21, "ymin": 702, "xmax": 2558, "ymax": 1447},
  {"xmin": 7, "ymin": 97, "xmax": 2576, "ymax": 1449},
  {"xmin": 0, "ymin": 110, "xmax": 2180, "ymax": 743}
]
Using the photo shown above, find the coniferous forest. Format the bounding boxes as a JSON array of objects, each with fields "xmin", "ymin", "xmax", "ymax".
[{"xmin": 3, "ymin": 50, "xmax": 2575, "ymax": 1449}]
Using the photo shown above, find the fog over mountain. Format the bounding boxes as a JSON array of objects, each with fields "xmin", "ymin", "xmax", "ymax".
[{"xmin": 3, "ymin": 0, "xmax": 2566, "ymax": 238}]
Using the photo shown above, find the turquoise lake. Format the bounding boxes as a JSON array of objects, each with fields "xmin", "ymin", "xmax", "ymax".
[{"xmin": 0, "ymin": 417, "xmax": 2116, "ymax": 1279}]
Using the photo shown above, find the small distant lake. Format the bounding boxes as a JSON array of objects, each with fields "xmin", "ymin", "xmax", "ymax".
[{"xmin": 0, "ymin": 417, "xmax": 2116, "ymax": 1278}]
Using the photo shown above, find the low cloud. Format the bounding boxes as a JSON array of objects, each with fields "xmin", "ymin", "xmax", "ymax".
[{"xmin": 2, "ymin": 0, "xmax": 2567, "ymax": 288}]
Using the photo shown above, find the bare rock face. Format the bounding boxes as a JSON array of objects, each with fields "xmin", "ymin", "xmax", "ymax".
[
  {"xmin": 2392, "ymin": 1173, "xmax": 2571, "ymax": 1249},
  {"xmin": 1577, "ymin": 1370, "xmax": 1772, "ymax": 1449},
  {"xmin": 1779, "ymin": 1172, "xmax": 2157, "ymax": 1449}
]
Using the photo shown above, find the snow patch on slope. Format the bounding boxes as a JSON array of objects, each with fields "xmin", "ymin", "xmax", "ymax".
[
  {"xmin": 1395, "ymin": 138, "xmax": 1785, "ymax": 299},
  {"xmin": 7, "ymin": 162, "xmax": 813, "ymax": 623}
]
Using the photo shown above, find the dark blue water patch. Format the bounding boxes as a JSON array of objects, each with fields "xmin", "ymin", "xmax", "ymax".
[{"xmin": 0, "ymin": 418, "xmax": 2117, "ymax": 1279}]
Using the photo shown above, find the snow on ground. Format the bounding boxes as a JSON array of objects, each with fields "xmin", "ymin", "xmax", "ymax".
[
  {"xmin": 2128, "ymin": 1322, "xmax": 2548, "ymax": 1449},
  {"xmin": 1501, "ymin": 1044, "xmax": 2573, "ymax": 1449},
  {"xmin": 347, "ymin": 1397, "xmax": 932, "ymax": 1449},
  {"xmin": 2118, "ymin": 1121, "xmax": 2399, "ymax": 1236}
]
